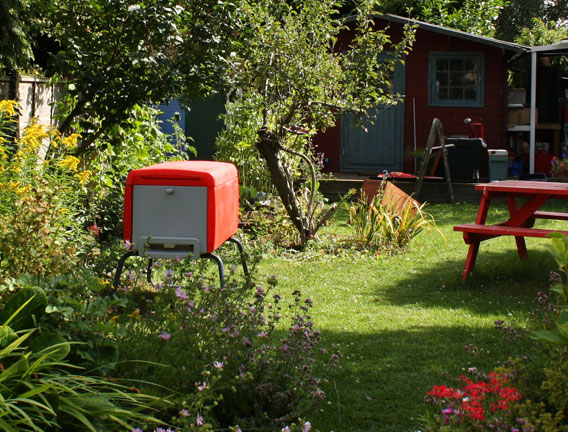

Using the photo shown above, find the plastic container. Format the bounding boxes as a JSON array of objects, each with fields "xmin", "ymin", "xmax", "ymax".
[{"xmin": 488, "ymin": 149, "xmax": 508, "ymax": 181}]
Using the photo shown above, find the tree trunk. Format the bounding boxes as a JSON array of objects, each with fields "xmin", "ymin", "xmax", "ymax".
[{"xmin": 256, "ymin": 127, "xmax": 312, "ymax": 245}]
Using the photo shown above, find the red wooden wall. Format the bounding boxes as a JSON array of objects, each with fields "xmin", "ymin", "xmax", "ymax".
[{"xmin": 313, "ymin": 19, "xmax": 510, "ymax": 173}]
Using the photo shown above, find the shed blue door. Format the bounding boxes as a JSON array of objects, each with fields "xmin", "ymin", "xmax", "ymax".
[{"xmin": 340, "ymin": 60, "xmax": 405, "ymax": 173}]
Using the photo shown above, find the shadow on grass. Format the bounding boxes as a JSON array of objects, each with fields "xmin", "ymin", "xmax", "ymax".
[
  {"xmin": 312, "ymin": 324, "xmax": 535, "ymax": 432},
  {"xmin": 373, "ymin": 247, "xmax": 555, "ymax": 316}
]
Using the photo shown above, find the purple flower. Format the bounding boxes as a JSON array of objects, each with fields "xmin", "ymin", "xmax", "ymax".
[
  {"xmin": 281, "ymin": 427, "xmax": 291, "ymax": 432},
  {"xmin": 175, "ymin": 287, "xmax": 189, "ymax": 300},
  {"xmin": 163, "ymin": 269, "xmax": 174, "ymax": 280},
  {"xmin": 179, "ymin": 408, "xmax": 190, "ymax": 417},
  {"xmin": 124, "ymin": 240, "xmax": 132, "ymax": 250},
  {"xmin": 132, "ymin": 428, "xmax": 143, "ymax": 432},
  {"xmin": 257, "ymin": 331, "xmax": 268, "ymax": 338},
  {"xmin": 302, "ymin": 421, "xmax": 312, "ymax": 432},
  {"xmin": 197, "ymin": 382, "xmax": 207, "ymax": 391},
  {"xmin": 213, "ymin": 361, "xmax": 224, "ymax": 368},
  {"xmin": 159, "ymin": 332, "xmax": 171, "ymax": 341},
  {"xmin": 196, "ymin": 414, "xmax": 204, "ymax": 426},
  {"xmin": 243, "ymin": 337, "xmax": 252, "ymax": 347}
]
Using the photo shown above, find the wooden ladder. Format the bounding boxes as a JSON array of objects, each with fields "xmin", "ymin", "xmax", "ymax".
[{"xmin": 414, "ymin": 118, "xmax": 455, "ymax": 204}]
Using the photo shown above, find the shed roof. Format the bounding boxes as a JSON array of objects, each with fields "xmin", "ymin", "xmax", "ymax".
[
  {"xmin": 531, "ymin": 40, "xmax": 568, "ymax": 56},
  {"xmin": 345, "ymin": 13, "xmax": 530, "ymax": 54}
]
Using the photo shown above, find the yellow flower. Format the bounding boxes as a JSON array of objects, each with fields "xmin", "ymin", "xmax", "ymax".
[
  {"xmin": 128, "ymin": 309, "xmax": 141, "ymax": 319},
  {"xmin": 76, "ymin": 170, "xmax": 91, "ymax": 184},
  {"xmin": 110, "ymin": 315, "xmax": 119, "ymax": 323},
  {"xmin": 0, "ymin": 100, "xmax": 18, "ymax": 117},
  {"xmin": 169, "ymin": 312, "xmax": 175, "ymax": 320},
  {"xmin": 61, "ymin": 133, "xmax": 82, "ymax": 149},
  {"xmin": 57, "ymin": 155, "xmax": 80, "ymax": 172},
  {"xmin": 20, "ymin": 123, "xmax": 48, "ymax": 152}
]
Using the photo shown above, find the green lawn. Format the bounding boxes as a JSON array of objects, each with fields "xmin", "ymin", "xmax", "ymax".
[{"xmin": 254, "ymin": 200, "xmax": 565, "ymax": 432}]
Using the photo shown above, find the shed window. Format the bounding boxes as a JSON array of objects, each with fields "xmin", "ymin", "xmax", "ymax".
[{"xmin": 429, "ymin": 52, "xmax": 484, "ymax": 107}]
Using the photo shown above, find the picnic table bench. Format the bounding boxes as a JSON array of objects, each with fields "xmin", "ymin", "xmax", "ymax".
[{"xmin": 454, "ymin": 180, "xmax": 568, "ymax": 281}]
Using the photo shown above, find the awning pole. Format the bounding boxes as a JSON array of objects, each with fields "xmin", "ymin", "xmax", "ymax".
[{"xmin": 530, "ymin": 51, "xmax": 537, "ymax": 174}]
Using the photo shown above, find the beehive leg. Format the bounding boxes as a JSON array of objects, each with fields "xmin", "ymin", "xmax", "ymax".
[
  {"xmin": 227, "ymin": 237, "xmax": 250, "ymax": 277},
  {"xmin": 146, "ymin": 258, "xmax": 154, "ymax": 285},
  {"xmin": 201, "ymin": 253, "xmax": 225, "ymax": 288},
  {"xmin": 111, "ymin": 250, "xmax": 137, "ymax": 297}
]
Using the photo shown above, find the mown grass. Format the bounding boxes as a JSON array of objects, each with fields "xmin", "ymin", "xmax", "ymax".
[{"xmin": 254, "ymin": 199, "xmax": 568, "ymax": 432}]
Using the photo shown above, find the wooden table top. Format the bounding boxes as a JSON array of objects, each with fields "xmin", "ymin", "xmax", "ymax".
[{"xmin": 474, "ymin": 180, "xmax": 568, "ymax": 196}]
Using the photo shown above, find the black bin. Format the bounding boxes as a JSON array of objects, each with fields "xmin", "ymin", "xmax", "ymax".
[{"xmin": 446, "ymin": 138, "xmax": 487, "ymax": 182}]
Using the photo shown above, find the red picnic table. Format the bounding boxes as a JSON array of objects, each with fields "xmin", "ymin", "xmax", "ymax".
[{"xmin": 454, "ymin": 180, "xmax": 568, "ymax": 281}]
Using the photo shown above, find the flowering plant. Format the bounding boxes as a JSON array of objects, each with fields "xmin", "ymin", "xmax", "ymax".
[
  {"xmin": 549, "ymin": 155, "xmax": 568, "ymax": 178},
  {"xmin": 0, "ymin": 101, "xmax": 97, "ymax": 279},
  {"xmin": 114, "ymin": 260, "xmax": 336, "ymax": 430},
  {"xmin": 423, "ymin": 371, "xmax": 530, "ymax": 431}
]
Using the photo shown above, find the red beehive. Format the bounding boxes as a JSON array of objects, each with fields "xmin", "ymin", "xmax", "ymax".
[{"xmin": 123, "ymin": 161, "xmax": 239, "ymax": 259}]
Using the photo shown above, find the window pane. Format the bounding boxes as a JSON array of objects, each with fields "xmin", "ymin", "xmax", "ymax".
[
  {"xmin": 436, "ymin": 59, "xmax": 449, "ymax": 71},
  {"xmin": 464, "ymin": 59, "xmax": 476, "ymax": 71},
  {"xmin": 450, "ymin": 59, "xmax": 463, "ymax": 71},
  {"xmin": 464, "ymin": 72, "xmax": 477, "ymax": 85},
  {"xmin": 430, "ymin": 53, "xmax": 483, "ymax": 106},
  {"xmin": 449, "ymin": 87, "xmax": 463, "ymax": 100},
  {"xmin": 464, "ymin": 86, "xmax": 477, "ymax": 100},
  {"xmin": 450, "ymin": 72, "xmax": 464, "ymax": 86}
]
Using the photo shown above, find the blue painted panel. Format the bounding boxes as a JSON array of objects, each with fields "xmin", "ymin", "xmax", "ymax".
[{"xmin": 340, "ymin": 60, "xmax": 405, "ymax": 173}]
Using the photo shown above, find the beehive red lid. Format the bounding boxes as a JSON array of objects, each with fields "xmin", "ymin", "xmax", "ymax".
[{"xmin": 126, "ymin": 161, "xmax": 237, "ymax": 187}]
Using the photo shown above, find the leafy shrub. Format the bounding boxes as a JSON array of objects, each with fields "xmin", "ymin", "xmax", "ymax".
[
  {"xmin": 112, "ymin": 260, "xmax": 336, "ymax": 430},
  {"xmin": 81, "ymin": 104, "xmax": 187, "ymax": 244},
  {"xmin": 0, "ymin": 285, "xmax": 164, "ymax": 432},
  {"xmin": 0, "ymin": 102, "xmax": 96, "ymax": 280}
]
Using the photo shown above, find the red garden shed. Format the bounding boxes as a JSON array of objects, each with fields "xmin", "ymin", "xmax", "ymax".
[{"xmin": 313, "ymin": 14, "xmax": 530, "ymax": 176}]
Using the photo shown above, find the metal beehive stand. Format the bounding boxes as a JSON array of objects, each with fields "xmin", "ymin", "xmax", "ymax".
[{"xmin": 111, "ymin": 236, "xmax": 249, "ymax": 296}]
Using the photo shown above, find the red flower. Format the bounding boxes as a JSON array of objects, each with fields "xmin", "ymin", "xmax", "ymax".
[
  {"xmin": 428, "ymin": 385, "xmax": 461, "ymax": 399},
  {"xmin": 87, "ymin": 224, "xmax": 99, "ymax": 236}
]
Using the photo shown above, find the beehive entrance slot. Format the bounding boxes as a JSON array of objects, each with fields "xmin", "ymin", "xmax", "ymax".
[{"xmin": 136, "ymin": 236, "xmax": 201, "ymax": 260}]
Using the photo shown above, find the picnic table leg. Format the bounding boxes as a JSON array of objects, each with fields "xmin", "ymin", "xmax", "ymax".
[
  {"xmin": 462, "ymin": 241, "xmax": 480, "ymax": 282},
  {"xmin": 514, "ymin": 237, "xmax": 528, "ymax": 259}
]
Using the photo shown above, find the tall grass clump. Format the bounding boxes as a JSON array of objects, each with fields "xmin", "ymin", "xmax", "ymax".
[{"xmin": 346, "ymin": 186, "xmax": 442, "ymax": 252}]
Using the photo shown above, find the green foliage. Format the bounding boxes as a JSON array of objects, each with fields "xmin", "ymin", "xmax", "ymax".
[
  {"xmin": 0, "ymin": 0, "xmax": 33, "ymax": 72},
  {"xmin": 420, "ymin": 0, "xmax": 507, "ymax": 37},
  {"xmin": 515, "ymin": 18, "xmax": 568, "ymax": 72},
  {"xmin": 0, "ymin": 289, "xmax": 163, "ymax": 432},
  {"xmin": 37, "ymin": 0, "xmax": 237, "ymax": 153},
  {"xmin": 378, "ymin": 0, "xmax": 506, "ymax": 37},
  {"xmin": 527, "ymin": 233, "xmax": 568, "ymax": 345},
  {"xmin": 0, "ymin": 286, "xmax": 47, "ymax": 331},
  {"xmin": 215, "ymin": 101, "xmax": 274, "ymax": 195},
  {"xmin": 496, "ymin": 0, "xmax": 568, "ymax": 42},
  {"xmin": 345, "ymin": 188, "xmax": 442, "ymax": 252},
  {"xmin": 0, "ymin": 102, "xmax": 97, "ymax": 280}
]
